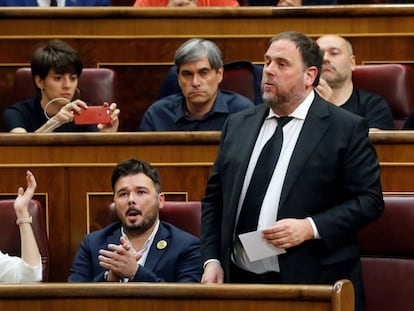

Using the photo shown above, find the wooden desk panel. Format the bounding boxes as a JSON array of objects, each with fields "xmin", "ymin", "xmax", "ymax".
[
  {"xmin": 370, "ymin": 130, "xmax": 414, "ymax": 193},
  {"xmin": 0, "ymin": 131, "xmax": 412, "ymax": 281},
  {"xmin": 0, "ymin": 281, "xmax": 354, "ymax": 311},
  {"xmin": 0, "ymin": 132, "xmax": 219, "ymax": 281},
  {"xmin": 0, "ymin": 6, "xmax": 413, "ymax": 131}
]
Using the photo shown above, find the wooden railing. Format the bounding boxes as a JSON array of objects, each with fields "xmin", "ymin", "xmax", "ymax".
[{"xmin": 0, "ymin": 280, "xmax": 354, "ymax": 311}]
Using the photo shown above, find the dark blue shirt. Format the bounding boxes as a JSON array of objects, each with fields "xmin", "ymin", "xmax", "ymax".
[{"xmin": 139, "ymin": 90, "xmax": 254, "ymax": 131}]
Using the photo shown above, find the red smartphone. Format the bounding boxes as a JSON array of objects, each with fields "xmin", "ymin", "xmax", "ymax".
[{"xmin": 74, "ymin": 106, "xmax": 111, "ymax": 125}]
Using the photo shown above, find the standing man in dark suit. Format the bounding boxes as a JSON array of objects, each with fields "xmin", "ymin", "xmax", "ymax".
[
  {"xmin": 200, "ymin": 31, "xmax": 383, "ymax": 311},
  {"xmin": 69, "ymin": 158, "xmax": 201, "ymax": 282}
]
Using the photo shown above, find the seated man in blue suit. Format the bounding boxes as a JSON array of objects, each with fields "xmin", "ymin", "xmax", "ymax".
[
  {"xmin": 68, "ymin": 158, "xmax": 202, "ymax": 282},
  {"xmin": 0, "ymin": 0, "xmax": 109, "ymax": 6}
]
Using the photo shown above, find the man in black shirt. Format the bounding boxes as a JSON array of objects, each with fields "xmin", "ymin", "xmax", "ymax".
[{"xmin": 316, "ymin": 35, "xmax": 394, "ymax": 130}]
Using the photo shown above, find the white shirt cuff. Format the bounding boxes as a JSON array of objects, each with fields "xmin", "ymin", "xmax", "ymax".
[
  {"xmin": 203, "ymin": 259, "xmax": 221, "ymax": 270},
  {"xmin": 307, "ymin": 217, "xmax": 321, "ymax": 239}
]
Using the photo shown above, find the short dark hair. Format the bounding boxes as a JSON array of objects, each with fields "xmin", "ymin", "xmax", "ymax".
[
  {"xmin": 31, "ymin": 39, "xmax": 83, "ymax": 91},
  {"xmin": 268, "ymin": 31, "xmax": 323, "ymax": 87},
  {"xmin": 111, "ymin": 158, "xmax": 161, "ymax": 193}
]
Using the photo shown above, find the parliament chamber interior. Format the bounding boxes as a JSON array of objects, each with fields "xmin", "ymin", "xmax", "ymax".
[{"xmin": 0, "ymin": 4, "xmax": 413, "ymax": 311}]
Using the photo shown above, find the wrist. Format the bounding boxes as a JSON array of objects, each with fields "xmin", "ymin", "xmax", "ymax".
[
  {"xmin": 103, "ymin": 270, "xmax": 121, "ymax": 282},
  {"xmin": 43, "ymin": 118, "xmax": 61, "ymax": 133},
  {"xmin": 16, "ymin": 216, "xmax": 32, "ymax": 225},
  {"xmin": 203, "ymin": 259, "xmax": 221, "ymax": 270}
]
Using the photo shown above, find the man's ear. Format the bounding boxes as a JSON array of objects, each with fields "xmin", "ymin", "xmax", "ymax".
[
  {"xmin": 158, "ymin": 192, "xmax": 165, "ymax": 209},
  {"xmin": 217, "ymin": 66, "xmax": 224, "ymax": 84},
  {"xmin": 305, "ymin": 66, "xmax": 318, "ymax": 88},
  {"xmin": 350, "ymin": 55, "xmax": 356, "ymax": 71}
]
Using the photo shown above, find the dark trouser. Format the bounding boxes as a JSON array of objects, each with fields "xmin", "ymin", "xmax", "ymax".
[{"xmin": 229, "ymin": 262, "xmax": 281, "ymax": 284}]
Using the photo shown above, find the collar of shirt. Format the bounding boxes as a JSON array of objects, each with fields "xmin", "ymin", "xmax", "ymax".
[
  {"xmin": 37, "ymin": 0, "xmax": 65, "ymax": 6},
  {"xmin": 174, "ymin": 90, "xmax": 228, "ymax": 123},
  {"xmin": 121, "ymin": 219, "xmax": 160, "ymax": 266}
]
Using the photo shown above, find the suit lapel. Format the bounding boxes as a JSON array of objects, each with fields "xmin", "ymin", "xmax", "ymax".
[
  {"xmin": 106, "ymin": 223, "xmax": 122, "ymax": 246},
  {"xmin": 227, "ymin": 105, "xmax": 269, "ymax": 218},
  {"xmin": 143, "ymin": 223, "xmax": 170, "ymax": 271},
  {"xmin": 279, "ymin": 96, "xmax": 330, "ymax": 209}
]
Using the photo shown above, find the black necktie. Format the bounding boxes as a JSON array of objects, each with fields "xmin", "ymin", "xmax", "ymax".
[
  {"xmin": 50, "ymin": 0, "xmax": 57, "ymax": 6},
  {"xmin": 236, "ymin": 116, "xmax": 293, "ymax": 235}
]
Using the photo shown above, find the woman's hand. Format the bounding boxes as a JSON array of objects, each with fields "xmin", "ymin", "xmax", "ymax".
[
  {"xmin": 98, "ymin": 102, "xmax": 120, "ymax": 132},
  {"xmin": 168, "ymin": 0, "xmax": 197, "ymax": 6},
  {"xmin": 51, "ymin": 99, "xmax": 88, "ymax": 125},
  {"xmin": 14, "ymin": 170, "xmax": 37, "ymax": 220},
  {"xmin": 277, "ymin": 0, "xmax": 302, "ymax": 6},
  {"xmin": 38, "ymin": 99, "xmax": 88, "ymax": 133}
]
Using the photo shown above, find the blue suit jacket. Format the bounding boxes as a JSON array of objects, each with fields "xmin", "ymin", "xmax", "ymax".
[
  {"xmin": 0, "ymin": 0, "xmax": 109, "ymax": 6},
  {"xmin": 68, "ymin": 221, "xmax": 202, "ymax": 282}
]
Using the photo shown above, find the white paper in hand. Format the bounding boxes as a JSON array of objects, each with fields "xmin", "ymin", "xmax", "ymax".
[{"xmin": 238, "ymin": 230, "xmax": 286, "ymax": 262}]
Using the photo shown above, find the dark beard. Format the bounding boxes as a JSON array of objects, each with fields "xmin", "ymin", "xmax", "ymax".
[
  {"xmin": 264, "ymin": 92, "xmax": 291, "ymax": 111},
  {"xmin": 264, "ymin": 89, "xmax": 305, "ymax": 112},
  {"xmin": 123, "ymin": 212, "xmax": 157, "ymax": 235},
  {"xmin": 121, "ymin": 204, "xmax": 158, "ymax": 235}
]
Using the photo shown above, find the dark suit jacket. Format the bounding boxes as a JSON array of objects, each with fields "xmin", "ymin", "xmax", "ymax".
[
  {"xmin": 69, "ymin": 221, "xmax": 202, "ymax": 282},
  {"xmin": 201, "ymin": 93, "xmax": 384, "ymax": 308}
]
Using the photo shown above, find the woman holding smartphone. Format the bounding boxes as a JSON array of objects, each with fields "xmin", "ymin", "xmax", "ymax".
[{"xmin": 2, "ymin": 39, "xmax": 120, "ymax": 133}]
